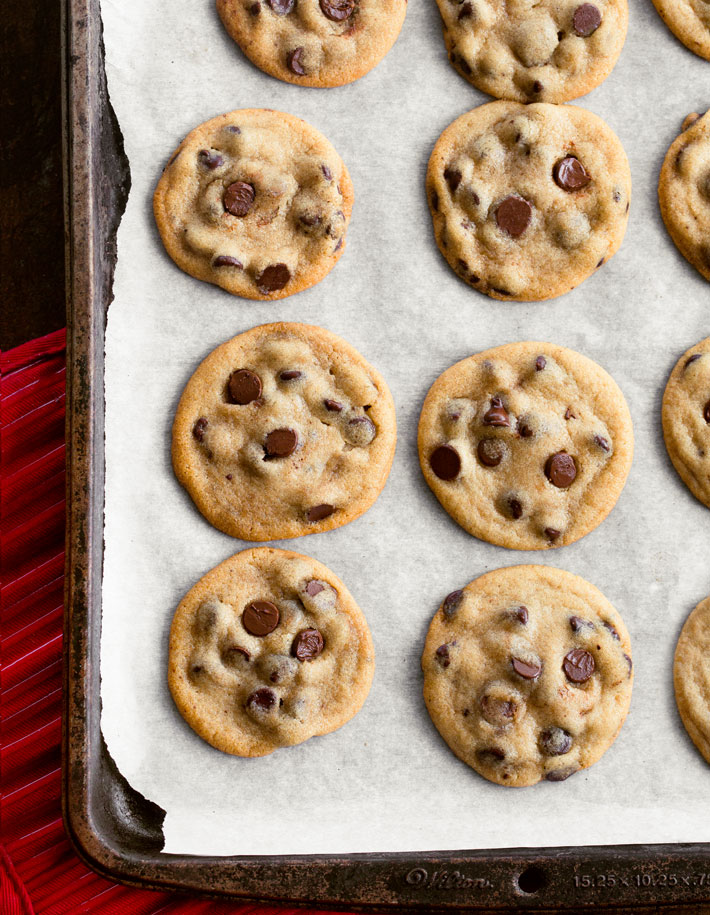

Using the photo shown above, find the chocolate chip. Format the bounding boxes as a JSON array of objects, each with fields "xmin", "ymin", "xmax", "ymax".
[
  {"xmin": 299, "ymin": 213, "xmax": 321, "ymax": 228},
  {"xmin": 573, "ymin": 3, "xmax": 601, "ymax": 36},
  {"xmin": 685, "ymin": 354, "xmax": 702, "ymax": 369},
  {"xmin": 224, "ymin": 181, "xmax": 255, "ymax": 217},
  {"xmin": 517, "ymin": 418, "xmax": 534, "ymax": 438},
  {"xmin": 279, "ymin": 370, "xmax": 303, "ymax": 381},
  {"xmin": 570, "ymin": 616, "xmax": 592, "ymax": 632},
  {"xmin": 478, "ymin": 747, "xmax": 505, "ymax": 762},
  {"xmin": 246, "ymin": 687, "xmax": 277, "ymax": 710},
  {"xmin": 563, "ymin": 648, "xmax": 595, "ymax": 683},
  {"xmin": 603, "ymin": 621, "xmax": 620, "ymax": 641},
  {"xmin": 305, "ymin": 580, "xmax": 325, "ymax": 596},
  {"xmin": 515, "ymin": 606, "xmax": 529, "ymax": 624},
  {"xmin": 228, "ymin": 368, "xmax": 262, "ymax": 405},
  {"xmin": 512, "ymin": 657, "xmax": 541, "ymax": 680},
  {"xmin": 435, "ymin": 644, "xmax": 451, "ymax": 668},
  {"xmin": 430, "ymin": 444, "xmax": 461, "ymax": 481},
  {"xmin": 443, "ymin": 589, "xmax": 464, "ymax": 618},
  {"xmin": 596, "ymin": 257, "xmax": 605, "ymax": 268},
  {"xmin": 535, "ymin": 356, "xmax": 546, "ymax": 371},
  {"xmin": 545, "ymin": 766, "xmax": 577, "ymax": 782},
  {"xmin": 250, "ymin": 2, "xmax": 260, "ymax": 13},
  {"xmin": 458, "ymin": 1, "xmax": 473, "ymax": 17},
  {"xmin": 306, "ymin": 504, "xmax": 335, "ymax": 522},
  {"xmin": 594, "ymin": 434, "xmax": 610, "ymax": 453},
  {"xmin": 431, "ymin": 189, "xmax": 439, "ymax": 211},
  {"xmin": 242, "ymin": 600, "xmax": 280, "ymax": 636},
  {"xmin": 192, "ymin": 417, "xmax": 208, "ymax": 441},
  {"xmin": 480, "ymin": 695, "xmax": 516, "ymax": 724},
  {"xmin": 545, "ymin": 527, "xmax": 561, "ymax": 543},
  {"xmin": 347, "ymin": 416, "xmax": 376, "ymax": 444},
  {"xmin": 545, "ymin": 452, "xmax": 577, "ymax": 488},
  {"xmin": 565, "ymin": 407, "xmax": 575, "ymax": 420},
  {"xmin": 319, "ymin": 0, "xmax": 354, "ymax": 19},
  {"xmin": 495, "ymin": 195, "xmax": 532, "ymax": 237},
  {"xmin": 265, "ymin": 428, "xmax": 298, "ymax": 458},
  {"xmin": 287, "ymin": 47, "xmax": 306, "ymax": 75},
  {"xmin": 267, "ymin": 0, "xmax": 295, "ymax": 12},
  {"xmin": 198, "ymin": 149, "xmax": 223, "ymax": 169},
  {"xmin": 704, "ymin": 400, "xmax": 710, "ymax": 423},
  {"xmin": 456, "ymin": 55, "xmax": 472, "ymax": 75},
  {"xmin": 257, "ymin": 263, "xmax": 291, "ymax": 294},
  {"xmin": 321, "ymin": 164, "xmax": 333, "ymax": 181},
  {"xmin": 508, "ymin": 497, "xmax": 523, "ymax": 520},
  {"xmin": 324, "ymin": 398, "xmax": 343, "ymax": 412},
  {"xmin": 226, "ymin": 474, "xmax": 233, "ymax": 481},
  {"xmin": 532, "ymin": 80, "xmax": 544, "ymax": 94},
  {"xmin": 213, "ymin": 255, "xmax": 243, "ymax": 268},
  {"xmin": 553, "ymin": 156, "xmax": 591, "ymax": 191},
  {"xmin": 483, "ymin": 396, "xmax": 510, "ymax": 427},
  {"xmin": 540, "ymin": 727, "xmax": 572, "ymax": 756},
  {"xmin": 624, "ymin": 653, "xmax": 633, "ymax": 673},
  {"xmin": 224, "ymin": 645, "xmax": 251, "ymax": 663},
  {"xmin": 477, "ymin": 438, "xmax": 505, "ymax": 467},
  {"xmin": 226, "ymin": 125, "xmax": 241, "ymax": 134},
  {"xmin": 292, "ymin": 628, "xmax": 325, "ymax": 661},
  {"xmin": 444, "ymin": 167, "xmax": 462, "ymax": 194}
]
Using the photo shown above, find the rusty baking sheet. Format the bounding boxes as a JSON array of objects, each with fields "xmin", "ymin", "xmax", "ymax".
[{"xmin": 61, "ymin": 0, "xmax": 710, "ymax": 907}]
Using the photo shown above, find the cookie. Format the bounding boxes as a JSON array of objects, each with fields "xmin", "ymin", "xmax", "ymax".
[
  {"xmin": 652, "ymin": 0, "xmax": 710, "ymax": 60},
  {"xmin": 659, "ymin": 111, "xmax": 710, "ymax": 283},
  {"xmin": 422, "ymin": 565, "xmax": 633, "ymax": 787},
  {"xmin": 173, "ymin": 322, "xmax": 397, "ymax": 541},
  {"xmin": 436, "ymin": 0, "xmax": 627, "ymax": 103},
  {"xmin": 674, "ymin": 596, "xmax": 710, "ymax": 764},
  {"xmin": 217, "ymin": 0, "xmax": 407, "ymax": 88},
  {"xmin": 153, "ymin": 109, "xmax": 353, "ymax": 300},
  {"xmin": 168, "ymin": 547, "xmax": 375, "ymax": 756},
  {"xmin": 427, "ymin": 101, "xmax": 631, "ymax": 301},
  {"xmin": 418, "ymin": 342, "xmax": 633, "ymax": 550},
  {"xmin": 662, "ymin": 336, "xmax": 710, "ymax": 509}
]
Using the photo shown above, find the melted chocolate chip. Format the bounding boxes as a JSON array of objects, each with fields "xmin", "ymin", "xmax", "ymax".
[
  {"xmin": 517, "ymin": 418, "xmax": 534, "ymax": 438},
  {"xmin": 431, "ymin": 189, "xmax": 439, "ymax": 211},
  {"xmin": 603, "ymin": 621, "xmax": 620, "ymax": 641},
  {"xmin": 540, "ymin": 727, "xmax": 572, "ymax": 756},
  {"xmin": 324, "ymin": 398, "xmax": 343, "ymax": 412},
  {"xmin": 495, "ymin": 195, "xmax": 532, "ymax": 237},
  {"xmin": 430, "ymin": 444, "xmax": 461, "ymax": 481},
  {"xmin": 563, "ymin": 648, "xmax": 595, "ymax": 683},
  {"xmin": 477, "ymin": 438, "xmax": 505, "ymax": 467},
  {"xmin": 242, "ymin": 600, "xmax": 280, "ymax": 636},
  {"xmin": 704, "ymin": 400, "xmax": 710, "ymax": 423},
  {"xmin": 435, "ymin": 644, "xmax": 451, "ymax": 668},
  {"xmin": 287, "ymin": 47, "xmax": 306, "ymax": 75},
  {"xmin": 319, "ymin": 0, "xmax": 354, "ymax": 18},
  {"xmin": 483, "ymin": 396, "xmax": 510, "ymax": 426},
  {"xmin": 267, "ymin": 0, "xmax": 295, "ymax": 12},
  {"xmin": 279, "ymin": 370, "xmax": 303, "ymax": 381},
  {"xmin": 685, "ymin": 354, "xmax": 702, "ymax": 369},
  {"xmin": 265, "ymin": 428, "xmax": 298, "ymax": 458},
  {"xmin": 514, "ymin": 606, "xmax": 529, "ymax": 624},
  {"xmin": 458, "ymin": 0, "xmax": 473, "ymax": 17},
  {"xmin": 250, "ymin": 2, "xmax": 261, "ymax": 13},
  {"xmin": 546, "ymin": 766, "xmax": 577, "ymax": 782},
  {"xmin": 573, "ymin": 2, "xmax": 602, "ymax": 36},
  {"xmin": 480, "ymin": 695, "xmax": 516, "ymax": 724},
  {"xmin": 306, "ymin": 580, "xmax": 325, "ymax": 596},
  {"xmin": 443, "ymin": 589, "xmax": 464, "ymax": 618},
  {"xmin": 444, "ymin": 167, "xmax": 462, "ymax": 194},
  {"xmin": 257, "ymin": 264, "xmax": 291, "ymax": 294},
  {"xmin": 246, "ymin": 687, "xmax": 277, "ymax": 710},
  {"xmin": 198, "ymin": 149, "xmax": 223, "ymax": 170},
  {"xmin": 224, "ymin": 181, "xmax": 255, "ymax": 217},
  {"xmin": 228, "ymin": 369, "xmax": 262, "ymax": 405},
  {"xmin": 545, "ymin": 526, "xmax": 561, "ymax": 543},
  {"xmin": 348, "ymin": 416, "xmax": 376, "ymax": 442},
  {"xmin": 532, "ymin": 80, "xmax": 544, "ymax": 94},
  {"xmin": 594, "ymin": 434, "xmax": 610, "ymax": 453},
  {"xmin": 321, "ymin": 164, "xmax": 333, "ymax": 181},
  {"xmin": 224, "ymin": 645, "xmax": 251, "ymax": 662},
  {"xmin": 565, "ymin": 407, "xmax": 576, "ymax": 420},
  {"xmin": 512, "ymin": 657, "xmax": 541, "ymax": 680},
  {"xmin": 478, "ymin": 747, "xmax": 505, "ymax": 762},
  {"xmin": 192, "ymin": 417, "xmax": 208, "ymax": 441},
  {"xmin": 545, "ymin": 452, "xmax": 577, "ymax": 488},
  {"xmin": 292, "ymin": 628, "xmax": 325, "ymax": 662},
  {"xmin": 213, "ymin": 255, "xmax": 243, "ymax": 268},
  {"xmin": 570, "ymin": 615, "xmax": 593, "ymax": 632},
  {"xmin": 553, "ymin": 156, "xmax": 591, "ymax": 191},
  {"xmin": 508, "ymin": 497, "xmax": 523, "ymax": 520},
  {"xmin": 306, "ymin": 504, "xmax": 335, "ymax": 523},
  {"xmin": 535, "ymin": 355, "xmax": 547, "ymax": 371}
]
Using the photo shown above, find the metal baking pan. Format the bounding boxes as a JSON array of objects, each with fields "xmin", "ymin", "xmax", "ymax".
[{"xmin": 61, "ymin": 0, "xmax": 710, "ymax": 907}]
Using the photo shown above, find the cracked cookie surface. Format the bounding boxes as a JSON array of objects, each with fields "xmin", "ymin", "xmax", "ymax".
[
  {"xmin": 418, "ymin": 342, "xmax": 633, "ymax": 550},
  {"xmin": 168, "ymin": 547, "xmax": 375, "ymax": 756},
  {"xmin": 436, "ymin": 0, "xmax": 627, "ymax": 103},
  {"xmin": 674, "ymin": 596, "xmax": 710, "ymax": 765},
  {"xmin": 662, "ymin": 336, "xmax": 710, "ymax": 509},
  {"xmin": 427, "ymin": 101, "xmax": 631, "ymax": 301},
  {"xmin": 422, "ymin": 565, "xmax": 633, "ymax": 787},
  {"xmin": 659, "ymin": 112, "xmax": 710, "ymax": 283},
  {"xmin": 173, "ymin": 322, "xmax": 396, "ymax": 541},
  {"xmin": 217, "ymin": 0, "xmax": 407, "ymax": 87},
  {"xmin": 652, "ymin": 0, "xmax": 710, "ymax": 59},
  {"xmin": 154, "ymin": 109, "xmax": 353, "ymax": 300}
]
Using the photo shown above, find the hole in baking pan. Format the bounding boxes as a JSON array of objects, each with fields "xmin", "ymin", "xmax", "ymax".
[{"xmin": 517, "ymin": 865, "xmax": 548, "ymax": 894}]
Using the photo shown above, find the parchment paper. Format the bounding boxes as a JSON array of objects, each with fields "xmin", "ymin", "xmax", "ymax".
[{"xmin": 100, "ymin": 0, "xmax": 710, "ymax": 855}]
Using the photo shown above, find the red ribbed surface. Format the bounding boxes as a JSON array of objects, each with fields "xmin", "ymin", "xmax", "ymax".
[{"xmin": 0, "ymin": 330, "xmax": 341, "ymax": 915}]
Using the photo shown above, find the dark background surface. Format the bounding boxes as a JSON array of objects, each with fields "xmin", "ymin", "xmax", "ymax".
[{"xmin": 2, "ymin": 2, "xmax": 66, "ymax": 351}]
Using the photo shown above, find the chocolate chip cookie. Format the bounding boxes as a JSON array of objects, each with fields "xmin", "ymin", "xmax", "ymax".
[
  {"xmin": 662, "ymin": 337, "xmax": 710, "ymax": 509},
  {"xmin": 659, "ymin": 112, "xmax": 710, "ymax": 283},
  {"xmin": 168, "ymin": 547, "xmax": 375, "ymax": 756},
  {"xmin": 436, "ymin": 0, "xmax": 628, "ymax": 103},
  {"xmin": 154, "ymin": 109, "xmax": 353, "ymax": 300},
  {"xmin": 217, "ymin": 0, "xmax": 407, "ymax": 87},
  {"xmin": 418, "ymin": 342, "xmax": 633, "ymax": 550},
  {"xmin": 422, "ymin": 565, "xmax": 633, "ymax": 787},
  {"xmin": 173, "ymin": 322, "xmax": 396, "ymax": 540},
  {"xmin": 427, "ymin": 101, "xmax": 631, "ymax": 301},
  {"xmin": 652, "ymin": 0, "xmax": 710, "ymax": 59},
  {"xmin": 674, "ymin": 596, "xmax": 710, "ymax": 764}
]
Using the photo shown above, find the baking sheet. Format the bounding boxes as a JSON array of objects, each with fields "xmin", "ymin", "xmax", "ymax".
[{"xmin": 100, "ymin": 0, "xmax": 710, "ymax": 856}]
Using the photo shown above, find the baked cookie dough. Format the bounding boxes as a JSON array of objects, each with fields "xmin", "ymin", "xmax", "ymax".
[
  {"xmin": 436, "ymin": 0, "xmax": 628, "ymax": 103},
  {"xmin": 427, "ymin": 101, "xmax": 631, "ymax": 301},
  {"xmin": 652, "ymin": 0, "xmax": 710, "ymax": 59},
  {"xmin": 217, "ymin": 0, "xmax": 407, "ymax": 87},
  {"xmin": 154, "ymin": 109, "xmax": 353, "ymax": 300},
  {"xmin": 422, "ymin": 565, "xmax": 633, "ymax": 787},
  {"xmin": 418, "ymin": 342, "xmax": 633, "ymax": 550},
  {"xmin": 659, "ymin": 111, "xmax": 710, "ymax": 283},
  {"xmin": 173, "ymin": 322, "xmax": 396, "ymax": 541},
  {"xmin": 674, "ymin": 596, "xmax": 710, "ymax": 764},
  {"xmin": 662, "ymin": 336, "xmax": 710, "ymax": 509},
  {"xmin": 169, "ymin": 547, "xmax": 375, "ymax": 756}
]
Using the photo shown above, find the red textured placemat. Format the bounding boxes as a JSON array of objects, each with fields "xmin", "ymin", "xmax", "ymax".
[{"xmin": 0, "ymin": 329, "xmax": 342, "ymax": 915}]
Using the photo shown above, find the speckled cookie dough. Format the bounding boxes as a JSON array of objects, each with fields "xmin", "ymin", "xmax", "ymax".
[
  {"xmin": 169, "ymin": 547, "xmax": 375, "ymax": 756},
  {"xmin": 436, "ymin": 0, "xmax": 627, "ymax": 103},
  {"xmin": 217, "ymin": 0, "xmax": 407, "ymax": 87},
  {"xmin": 418, "ymin": 342, "xmax": 633, "ymax": 550},
  {"xmin": 172, "ymin": 322, "xmax": 396, "ymax": 541},
  {"xmin": 659, "ymin": 111, "xmax": 710, "ymax": 283},
  {"xmin": 674, "ymin": 596, "xmax": 710, "ymax": 765},
  {"xmin": 662, "ymin": 336, "xmax": 710, "ymax": 509},
  {"xmin": 427, "ymin": 101, "xmax": 631, "ymax": 301},
  {"xmin": 153, "ymin": 109, "xmax": 353, "ymax": 300},
  {"xmin": 652, "ymin": 0, "xmax": 710, "ymax": 59},
  {"xmin": 422, "ymin": 565, "xmax": 633, "ymax": 787}
]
